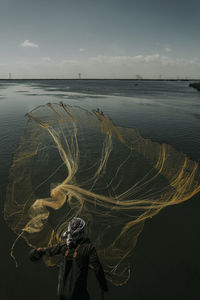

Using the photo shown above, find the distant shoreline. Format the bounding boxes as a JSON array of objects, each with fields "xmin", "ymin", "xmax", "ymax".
[{"xmin": 0, "ymin": 78, "xmax": 199, "ymax": 81}]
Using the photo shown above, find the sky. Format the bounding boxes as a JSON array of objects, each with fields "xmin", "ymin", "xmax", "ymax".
[{"xmin": 0, "ymin": 0, "xmax": 200, "ymax": 79}]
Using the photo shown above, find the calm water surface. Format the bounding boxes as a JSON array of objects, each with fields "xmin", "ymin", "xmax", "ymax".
[{"xmin": 1, "ymin": 80, "xmax": 200, "ymax": 300}]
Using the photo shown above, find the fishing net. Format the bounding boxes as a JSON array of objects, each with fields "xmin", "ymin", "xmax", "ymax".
[{"xmin": 4, "ymin": 102, "xmax": 200, "ymax": 285}]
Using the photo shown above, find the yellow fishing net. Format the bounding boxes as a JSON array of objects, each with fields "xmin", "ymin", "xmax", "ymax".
[{"xmin": 4, "ymin": 102, "xmax": 200, "ymax": 285}]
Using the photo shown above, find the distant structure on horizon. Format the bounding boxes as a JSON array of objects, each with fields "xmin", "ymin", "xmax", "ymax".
[
  {"xmin": 136, "ymin": 74, "xmax": 143, "ymax": 80},
  {"xmin": 78, "ymin": 73, "xmax": 82, "ymax": 79},
  {"xmin": 9, "ymin": 73, "xmax": 12, "ymax": 80}
]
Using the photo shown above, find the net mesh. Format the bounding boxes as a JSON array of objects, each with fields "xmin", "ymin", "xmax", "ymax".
[{"xmin": 4, "ymin": 102, "xmax": 200, "ymax": 285}]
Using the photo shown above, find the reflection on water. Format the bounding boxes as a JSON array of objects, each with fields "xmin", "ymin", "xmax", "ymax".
[{"xmin": 1, "ymin": 80, "xmax": 200, "ymax": 300}]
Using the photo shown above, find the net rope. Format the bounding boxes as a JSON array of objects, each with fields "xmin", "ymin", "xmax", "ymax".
[{"xmin": 4, "ymin": 102, "xmax": 200, "ymax": 285}]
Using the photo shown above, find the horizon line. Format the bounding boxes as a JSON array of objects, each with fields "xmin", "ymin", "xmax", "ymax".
[{"xmin": 0, "ymin": 78, "xmax": 200, "ymax": 81}]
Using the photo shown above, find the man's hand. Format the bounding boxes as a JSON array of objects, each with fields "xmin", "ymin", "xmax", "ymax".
[
  {"xmin": 36, "ymin": 247, "xmax": 46, "ymax": 254},
  {"xmin": 29, "ymin": 248, "xmax": 44, "ymax": 261}
]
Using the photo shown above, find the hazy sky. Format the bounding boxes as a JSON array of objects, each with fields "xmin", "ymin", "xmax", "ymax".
[{"xmin": 0, "ymin": 0, "xmax": 200, "ymax": 78}]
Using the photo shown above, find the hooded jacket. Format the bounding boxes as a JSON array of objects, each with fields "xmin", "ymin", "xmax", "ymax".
[{"xmin": 30, "ymin": 238, "xmax": 108, "ymax": 300}]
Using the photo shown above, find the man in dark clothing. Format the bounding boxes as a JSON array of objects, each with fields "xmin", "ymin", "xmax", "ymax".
[{"xmin": 29, "ymin": 217, "xmax": 108, "ymax": 300}]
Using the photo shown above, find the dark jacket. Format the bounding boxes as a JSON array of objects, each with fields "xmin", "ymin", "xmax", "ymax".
[{"xmin": 30, "ymin": 238, "xmax": 108, "ymax": 300}]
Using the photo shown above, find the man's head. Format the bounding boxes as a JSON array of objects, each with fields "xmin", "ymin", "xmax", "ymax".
[
  {"xmin": 70, "ymin": 217, "xmax": 85, "ymax": 232},
  {"xmin": 62, "ymin": 217, "xmax": 85, "ymax": 246}
]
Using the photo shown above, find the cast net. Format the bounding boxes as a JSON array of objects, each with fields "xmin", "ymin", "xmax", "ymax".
[{"xmin": 4, "ymin": 102, "xmax": 200, "ymax": 285}]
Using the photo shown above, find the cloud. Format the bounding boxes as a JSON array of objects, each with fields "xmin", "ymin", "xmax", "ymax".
[
  {"xmin": 89, "ymin": 54, "xmax": 200, "ymax": 67},
  {"xmin": 89, "ymin": 54, "xmax": 162, "ymax": 64},
  {"xmin": 142, "ymin": 54, "xmax": 160, "ymax": 63},
  {"xmin": 20, "ymin": 40, "xmax": 39, "ymax": 48},
  {"xmin": 79, "ymin": 48, "xmax": 86, "ymax": 52},
  {"xmin": 165, "ymin": 47, "xmax": 172, "ymax": 52},
  {"xmin": 62, "ymin": 59, "xmax": 79, "ymax": 64},
  {"xmin": 42, "ymin": 57, "xmax": 53, "ymax": 63},
  {"xmin": 1, "ymin": 52, "xmax": 200, "ymax": 79}
]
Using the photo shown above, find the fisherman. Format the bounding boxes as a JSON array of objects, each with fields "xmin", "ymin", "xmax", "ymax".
[{"xmin": 29, "ymin": 217, "xmax": 108, "ymax": 300}]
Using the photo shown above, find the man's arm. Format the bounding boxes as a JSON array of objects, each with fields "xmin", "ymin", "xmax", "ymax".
[
  {"xmin": 41, "ymin": 241, "xmax": 66, "ymax": 256},
  {"xmin": 29, "ymin": 242, "xmax": 65, "ymax": 261}
]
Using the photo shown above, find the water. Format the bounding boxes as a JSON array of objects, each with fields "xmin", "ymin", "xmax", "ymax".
[{"xmin": 1, "ymin": 79, "xmax": 200, "ymax": 300}]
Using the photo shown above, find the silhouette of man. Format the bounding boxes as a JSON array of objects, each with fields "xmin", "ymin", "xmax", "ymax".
[{"xmin": 29, "ymin": 217, "xmax": 108, "ymax": 300}]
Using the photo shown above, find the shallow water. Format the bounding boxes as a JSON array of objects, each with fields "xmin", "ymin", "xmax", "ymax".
[{"xmin": 1, "ymin": 79, "xmax": 200, "ymax": 300}]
